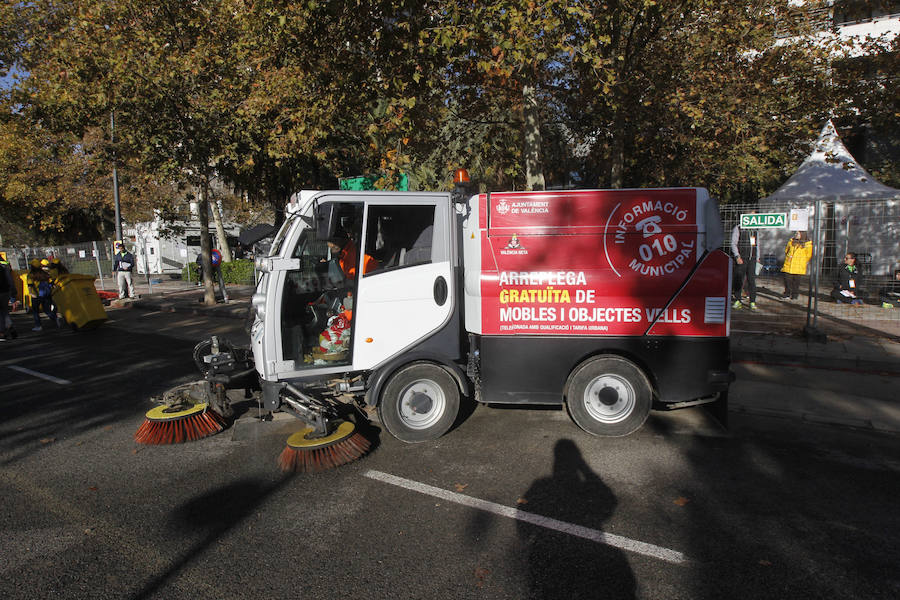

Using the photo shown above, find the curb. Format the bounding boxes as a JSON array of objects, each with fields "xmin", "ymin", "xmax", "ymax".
[
  {"xmin": 131, "ymin": 298, "xmax": 250, "ymax": 321},
  {"xmin": 732, "ymin": 350, "xmax": 900, "ymax": 376},
  {"xmin": 729, "ymin": 403, "xmax": 900, "ymax": 435}
]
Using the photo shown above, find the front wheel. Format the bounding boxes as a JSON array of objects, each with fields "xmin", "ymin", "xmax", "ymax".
[
  {"xmin": 566, "ymin": 356, "xmax": 652, "ymax": 437},
  {"xmin": 378, "ymin": 363, "xmax": 460, "ymax": 443}
]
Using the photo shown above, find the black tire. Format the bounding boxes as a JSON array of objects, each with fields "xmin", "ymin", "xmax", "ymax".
[
  {"xmin": 565, "ymin": 356, "xmax": 652, "ymax": 437},
  {"xmin": 378, "ymin": 362, "xmax": 460, "ymax": 443}
]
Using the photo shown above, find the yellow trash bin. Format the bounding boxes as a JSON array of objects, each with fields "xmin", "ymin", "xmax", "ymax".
[
  {"xmin": 19, "ymin": 272, "xmax": 31, "ymax": 311},
  {"xmin": 52, "ymin": 274, "xmax": 108, "ymax": 330}
]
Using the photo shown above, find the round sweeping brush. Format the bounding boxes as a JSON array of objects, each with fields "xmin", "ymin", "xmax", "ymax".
[
  {"xmin": 278, "ymin": 421, "xmax": 372, "ymax": 473},
  {"xmin": 134, "ymin": 402, "xmax": 226, "ymax": 445}
]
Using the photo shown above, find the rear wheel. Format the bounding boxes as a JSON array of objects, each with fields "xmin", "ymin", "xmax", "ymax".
[
  {"xmin": 566, "ymin": 356, "xmax": 652, "ymax": 437},
  {"xmin": 378, "ymin": 363, "xmax": 460, "ymax": 443}
]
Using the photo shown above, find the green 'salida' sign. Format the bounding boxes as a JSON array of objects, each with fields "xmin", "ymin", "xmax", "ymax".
[{"xmin": 740, "ymin": 213, "xmax": 787, "ymax": 228}]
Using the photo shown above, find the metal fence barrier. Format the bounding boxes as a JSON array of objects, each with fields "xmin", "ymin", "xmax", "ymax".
[
  {"xmin": 1, "ymin": 239, "xmax": 256, "ymax": 291},
  {"xmin": 2, "ymin": 241, "xmax": 117, "ymax": 291},
  {"xmin": 721, "ymin": 197, "xmax": 900, "ymax": 340}
]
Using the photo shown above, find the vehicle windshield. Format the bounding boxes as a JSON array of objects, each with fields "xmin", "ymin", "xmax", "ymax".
[{"xmin": 288, "ymin": 228, "xmax": 343, "ymax": 292}]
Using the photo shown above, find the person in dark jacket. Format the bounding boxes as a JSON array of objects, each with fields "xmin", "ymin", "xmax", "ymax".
[
  {"xmin": 112, "ymin": 241, "xmax": 136, "ymax": 299},
  {"xmin": 195, "ymin": 253, "xmax": 204, "ymax": 286},
  {"xmin": 831, "ymin": 252, "xmax": 864, "ymax": 305},
  {"xmin": 730, "ymin": 224, "xmax": 761, "ymax": 310},
  {"xmin": 0, "ymin": 251, "xmax": 18, "ymax": 340},
  {"xmin": 878, "ymin": 270, "xmax": 900, "ymax": 308}
]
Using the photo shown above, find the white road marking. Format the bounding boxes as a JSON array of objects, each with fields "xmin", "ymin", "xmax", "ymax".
[
  {"xmin": 7, "ymin": 366, "xmax": 72, "ymax": 385},
  {"xmin": 140, "ymin": 311, "xmax": 163, "ymax": 317},
  {"xmin": 364, "ymin": 470, "xmax": 688, "ymax": 565}
]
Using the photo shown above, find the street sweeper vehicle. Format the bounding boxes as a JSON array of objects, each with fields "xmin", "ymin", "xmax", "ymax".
[{"xmin": 136, "ymin": 182, "xmax": 733, "ymax": 471}]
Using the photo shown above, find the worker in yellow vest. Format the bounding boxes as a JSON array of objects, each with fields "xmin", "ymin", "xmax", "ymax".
[{"xmin": 780, "ymin": 231, "xmax": 813, "ymax": 301}]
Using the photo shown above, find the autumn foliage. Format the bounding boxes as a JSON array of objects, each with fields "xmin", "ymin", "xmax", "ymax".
[{"xmin": 0, "ymin": 0, "xmax": 896, "ymax": 244}]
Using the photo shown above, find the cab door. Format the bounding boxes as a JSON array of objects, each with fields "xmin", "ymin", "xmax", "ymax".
[{"xmin": 352, "ymin": 196, "xmax": 454, "ymax": 370}]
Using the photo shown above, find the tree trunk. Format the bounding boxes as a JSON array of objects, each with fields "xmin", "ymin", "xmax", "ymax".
[
  {"xmin": 210, "ymin": 192, "xmax": 233, "ymax": 262},
  {"xmin": 197, "ymin": 178, "xmax": 217, "ymax": 306},
  {"xmin": 523, "ymin": 83, "xmax": 546, "ymax": 191},
  {"xmin": 269, "ymin": 188, "xmax": 285, "ymax": 228},
  {"xmin": 609, "ymin": 109, "xmax": 625, "ymax": 189}
]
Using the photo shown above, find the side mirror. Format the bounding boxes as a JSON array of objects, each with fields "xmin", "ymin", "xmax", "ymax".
[{"xmin": 316, "ymin": 202, "xmax": 340, "ymax": 240}]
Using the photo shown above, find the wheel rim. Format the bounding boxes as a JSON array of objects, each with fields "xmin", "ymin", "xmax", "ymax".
[
  {"xmin": 398, "ymin": 378, "xmax": 446, "ymax": 430},
  {"xmin": 583, "ymin": 374, "xmax": 636, "ymax": 424}
]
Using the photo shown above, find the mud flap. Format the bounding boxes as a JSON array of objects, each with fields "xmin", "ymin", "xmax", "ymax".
[{"xmin": 702, "ymin": 390, "xmax": 729, "ymax": 430}]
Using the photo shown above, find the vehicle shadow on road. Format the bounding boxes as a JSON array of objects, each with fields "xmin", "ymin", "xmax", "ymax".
[
  {"xmin": 131, "ymin": 476, "xmax": 293, "ymax": 600},
  {"xmin": 513, "ymin": 439, "xmax": 635, "ymax": 599}
]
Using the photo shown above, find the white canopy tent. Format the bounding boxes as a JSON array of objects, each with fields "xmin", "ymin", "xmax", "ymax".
[
  {"xmin": 759, "ymin": 121, "xmax": 900, "ymax": 276},
  {"xmin": 764, "ymin": 120, "xmax": 900, "ymax": 203}
]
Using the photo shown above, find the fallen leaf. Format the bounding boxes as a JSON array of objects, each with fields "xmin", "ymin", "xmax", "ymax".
[
  {"xmin": 454, "ymin": 483, "xmax": 468, "ymax": 492},
  {"xmin": 75, "ymin": 441, "xmax": 84, "ymax": 446},
  {"xmin": 40, "ymin": 438, "xmax": 56, "ymax": 445},
  {"xmin": 759, "ymin": 559, "xmax": 772, "ymax": 566},
  {"xmin": 88, "ymin": 486, "xmax": 98, "ymax": 491},
  {"xmin": 516, "ymin": 497, "xmax": 528, "ymax": 505},
  {"xmin": 104, "ymin": 426, "xmax": 113, "ymax": 431},
  {"xmin": 474, "ymin": 566, "xmax": 490, "ymax": 588},
  {"xmin": 673, "ymin": 497, "xmax": 690, "ymax": 506}
]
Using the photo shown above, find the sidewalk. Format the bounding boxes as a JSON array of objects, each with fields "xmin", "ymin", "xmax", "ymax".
[
  {"xmin": 730, "ymin": 284, "xmax": 900, "ymax": 376},
  {"xmin": 119, "ymin": 277, "xmax": 254, "ymax": 321},
  {"xmin": 731, "ymin": 332, "xmax": 900, "ymax": 375}
]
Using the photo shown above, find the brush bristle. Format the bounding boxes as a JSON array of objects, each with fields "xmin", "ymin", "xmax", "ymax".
[
  {"xmin": 134, "ymin": 410, "xmax": 226, "ymax": 444},
  {"xmin": 278, "ymin": 431, "xmax": 371, "ymax": 473}
]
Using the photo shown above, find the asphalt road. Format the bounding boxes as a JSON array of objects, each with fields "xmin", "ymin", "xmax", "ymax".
[{"xmin": 1, "ymin": 307, "xmax": 899, "ymax": 599}]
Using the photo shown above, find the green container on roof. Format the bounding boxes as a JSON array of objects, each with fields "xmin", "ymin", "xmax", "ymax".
[{"xmin": 339, "ymin": 173, "xmax": 409, "ymax": 191}]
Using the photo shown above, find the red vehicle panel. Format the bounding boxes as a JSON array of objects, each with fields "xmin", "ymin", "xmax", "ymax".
[{"xmin": 479, "ymin": 189, "xmax": 728, "ymax": 337}]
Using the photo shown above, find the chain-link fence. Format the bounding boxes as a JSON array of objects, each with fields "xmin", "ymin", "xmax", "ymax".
[
  {"xmin": 721, "ymin": 197, "xmax": 900, "ymax": 339},
  {"xmin": 1, "ymin": 241, "xmax": 117, "ymax": 290},
  {"xmin": 1, "ymin": 237, "xmax": 255, "ymax": 289}
]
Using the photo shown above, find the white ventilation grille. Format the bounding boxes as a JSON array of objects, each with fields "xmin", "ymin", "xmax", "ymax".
[{"xmin": 704, "ymin": 297, "xmax": 727, "ymax": 323}]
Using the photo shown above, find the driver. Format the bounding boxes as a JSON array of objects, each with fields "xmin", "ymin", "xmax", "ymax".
[{"xmin": 327, "ymin": 234, "xmax": 379, "ymax": 279}]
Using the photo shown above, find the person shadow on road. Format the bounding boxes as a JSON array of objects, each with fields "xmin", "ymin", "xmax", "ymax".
[{"xmin": 517, "ymin": 439, "xmax": 636, "ymax": 599}]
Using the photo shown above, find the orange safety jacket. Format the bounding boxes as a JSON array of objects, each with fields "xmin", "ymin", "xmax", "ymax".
[{"xmin": 338, "ymin": 241, "xmax": 379, "ymax": 278}]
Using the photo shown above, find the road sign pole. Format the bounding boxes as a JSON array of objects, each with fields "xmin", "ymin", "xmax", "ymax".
[{"xmin": 803, "ymin": 200, "xmax": 826, "ymax": 342}]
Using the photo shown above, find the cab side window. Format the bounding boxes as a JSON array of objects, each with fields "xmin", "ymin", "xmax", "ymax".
[{"xmin": 364, "ymin": 205, "xmax": 436, "ymax": 275}]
